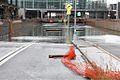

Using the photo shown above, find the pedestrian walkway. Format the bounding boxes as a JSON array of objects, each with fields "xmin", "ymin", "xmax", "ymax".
[{"xmin": 74, "ymin": 40, "xmax": 120, "ymax": 71}]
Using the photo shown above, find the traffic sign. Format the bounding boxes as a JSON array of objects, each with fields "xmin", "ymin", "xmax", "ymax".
[{"xmin": 65, "ymin": 4, "xmax": 73, "ymax": 15}]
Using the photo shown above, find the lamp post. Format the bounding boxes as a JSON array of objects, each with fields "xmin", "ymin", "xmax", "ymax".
[
  {"xmin": 65, "ymin": 2, "xmax": 72, "ymax": 44},
  {"xmin": 116, "ymin": 2, "xmax": 119, "ymax": 19},
  {"xmin": 115, "ymin": 0, "xmax": 119, "ymax": 19},
  {"xmin": 73, "ymin": 0, "xmax": 77, "ymax": 42},
  {"xmin": 108, "ymin": 6, "xmax": 111, "ymax": 19}
]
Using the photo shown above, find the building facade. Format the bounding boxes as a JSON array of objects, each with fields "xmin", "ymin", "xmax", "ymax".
[
  {"xmin": 17, "ymin": 0, "xmax": 107, "ymax": 19},
  {"xmin": 17, "ymin": 0, "xmax": 86, "ymax": 19},
  {"xmin": 18, "ymin": 0, "xmax": 86, "ymax": 9},
  {"xmin": 86, "ymin": 0, "xmax": 108, "ymax": 19},
  {"xmin": 110, "ymin": 2, "xmax": 120, "ymax": 19}
]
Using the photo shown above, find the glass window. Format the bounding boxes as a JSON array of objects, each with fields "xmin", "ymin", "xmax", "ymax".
[
  {"xmin": 61, "ymin": 0, "xmax": 74, "ymax": 9},
  {"xmin": 12, "ymin": 0, "xmax": 16, "ymax": 5},
  {"xmin": 8, "ymin": 0, "xmax": 10, "ymax": 4},
  {"xmin": 48, "ymin": 1, "xmax": 60, "ymax": 9},
  {"xmin": 34, "ymin": 0, "xmax": 46, "ymax": 9},
  {"xmin": 25, "ymin": 0, "xmax": 33, "ymax": 8},
  {"xmin": 21, "ymin": 1, "xmax": 24, "ymax": 8},
  {"xmin": 25, "ymin": 1, "xmax": 32, "ymax": 8}
]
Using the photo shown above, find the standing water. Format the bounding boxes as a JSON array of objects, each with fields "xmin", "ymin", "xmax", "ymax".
[
  {"xmin": 12, "ymin": 23, "xmax": 120, "ymax": 43},
  {"xmin": 10, "ymin": 23, "xmax": 120, "ymax": 79}
]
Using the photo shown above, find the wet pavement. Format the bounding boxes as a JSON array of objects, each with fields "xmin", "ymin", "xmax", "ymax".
[
  {"xmin": 0, "ymin": 36, "xmax": 120, "ymax": 80},
  {"xmin": 99, "ymin": 44, "xmax": 120, "ymax": 58},
  {"xmin": 79, "ymin": 35, "xmax": 120, "ymax": 58},
  {"xmin": 0, "ymin": 24, "xmax": 120, "ymax": 80},
  {"xmin": 0, "ymin": 42, "xmax": 26, "ymax": 59},
  {"xmin": 0, "ymin": 42, "xmax": 87, "ymax": 80},
  {"xmin": 75, "ymin": 39, "xmax": 120, "ymax": 71}
]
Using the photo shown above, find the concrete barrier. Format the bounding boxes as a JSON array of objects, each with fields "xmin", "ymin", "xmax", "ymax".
[
  {"xmin": 85, "ymin": 19, "xmax": 120, "ymax": 31},
  {"xmin": 0, "ymin": 20, "xmax": 36, "ymax": 40}
]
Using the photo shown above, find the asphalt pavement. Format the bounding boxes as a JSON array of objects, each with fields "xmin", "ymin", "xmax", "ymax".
[{"xmin": 0, "ymin": 42, "xmax": 86, "ymax": 80}]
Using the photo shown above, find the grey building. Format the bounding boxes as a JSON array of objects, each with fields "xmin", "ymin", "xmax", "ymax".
[
  {"xmin": 86, "ymin": 0, "xmax": 108, "ymax": 19},
  {"xmin": 110, "ymin": 2, "xmax": 120, "ymax": 19},
  {"xmin": 17, "ymin": 0, "xmax": 87, "ymax": 19},
  {"xmin": 14, "ymin": 0, "xmax": 108, "ymax": 19}
]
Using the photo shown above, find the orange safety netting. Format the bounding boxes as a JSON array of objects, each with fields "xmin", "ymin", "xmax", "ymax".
[{"xmin": 61, "ymin": 45, "xmax": 120, "ymax": 79}]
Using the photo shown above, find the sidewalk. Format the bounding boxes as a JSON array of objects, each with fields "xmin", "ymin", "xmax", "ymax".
[{"xmin": 75, "ymin": 40, "xmax": 120, "ymax": 71}]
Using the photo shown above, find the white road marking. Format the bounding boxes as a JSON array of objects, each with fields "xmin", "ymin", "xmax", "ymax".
[{"xmin": 0, "ymin": 43, "xmax": 33, "ymax": 66}]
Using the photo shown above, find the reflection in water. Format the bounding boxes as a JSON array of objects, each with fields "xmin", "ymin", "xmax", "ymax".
[
  {"xmin": 12, "ymin": 23, "xmax": 120, "ymax": 43},
  {"xmin": 11, "ymin": 23, "xmax": 120, "ymax": 80},
  {"xmin": 31, "ymin": 24, "xmax": 106, "ymax": 37}
]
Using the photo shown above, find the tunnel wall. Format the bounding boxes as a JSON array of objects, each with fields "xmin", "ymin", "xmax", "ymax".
[
  {"xmin": 0, "ymin": 20, "xmax": 36, "ymax": 40},
  {"xmin": 12, "ymin": 20, "xmax": 36, "ymax": 37},
  {"xmin": 86, "ymin": 19, "xmax": 120, "ymax": 31}
]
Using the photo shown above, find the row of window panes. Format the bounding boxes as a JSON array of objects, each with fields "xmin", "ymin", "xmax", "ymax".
[
  {"xmin": 8, "ymin": 0, "xmax": 16, "ymax": 5},
  {"xmin": 20, "ymin": 1, "xmax": 85, "ymax": 9}
]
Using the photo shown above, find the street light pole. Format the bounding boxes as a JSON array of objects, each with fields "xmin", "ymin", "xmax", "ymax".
[
  {"xmin": 116, "ymin": 2, "xmax": 119, "ymax": 19},
  {"xmin": 115, "ymin": 0, "xmax": 120, "ymax": 19},
  {"xmin": 67, "ymin": 0, "xmax": 70, "ymax": 44},
  {"xmin": 65, "ymin": 0, "xmax": 72, "ymax": 44},
  {"xmin": 74, "ymin": 0, "xmax": 77, "ymax": 31},
  {"xmin": 73, "ymin": 0, "xmax": 77, "ymax": 42}
]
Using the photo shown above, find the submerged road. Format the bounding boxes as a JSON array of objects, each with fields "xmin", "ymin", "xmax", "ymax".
[{"xmin": 0, "ymin": 43, "xmax": 86, "ymax": 80}]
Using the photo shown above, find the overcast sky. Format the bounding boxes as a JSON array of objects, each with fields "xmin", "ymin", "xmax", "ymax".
[{"xmin": 107, "ymin": 0, "xmax": 120, "ymax": 4}]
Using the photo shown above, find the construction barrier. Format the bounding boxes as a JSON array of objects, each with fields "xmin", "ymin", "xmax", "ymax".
[{"xmin": 61, "ymin": 44, "xmax": 120, "ymax": 79}]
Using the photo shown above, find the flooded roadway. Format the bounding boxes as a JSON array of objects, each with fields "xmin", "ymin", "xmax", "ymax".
[
  {"xmin": 0, "ymin": 43, "xmax": 88, "ymax": 80},
  {"xmin": 45, "ymin": 23, "xmax": 120, "ymax": 59},
  {"xmin": 12, "ymin": 23, "xmax": 120, "ymax": 59},
  {"xmin": 0, "ymin": 23, "xmax": 120, "ymax": 80}
]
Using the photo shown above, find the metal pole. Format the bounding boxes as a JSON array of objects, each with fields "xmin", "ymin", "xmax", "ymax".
[
  {"xmin": 108, "ymin": 7, "xmax": 110, "ymax": 19},
  {"xmin": 66, "ymin": 0, "xmax": 71, "ymax": 44},
  {"xmin": 73, "ymin": 0, "xmax": 77, "ymax": 42},
  {"xmin": 66, "ymin": 15, "xmax": 70, "ymax": 43},
  {"xmin": 67, "ymin": 15, "xmax": 70, "ymax": 31},
  {"xmin": 23, "ymin": 0, "xmax": 26, "ymax": 20},
  {"xmin": 116, "ymin": 2, "xmax": 119, "ymax": 19},
  {"xmin": 72, "ymin": 42, "xmax": 97, "ymax": 68},
  {"xmin": 74, "ymin": 0, "xmax": 77, "ymax": 28},
  {"xmin": 37, "ymin": 10, "xmax": 39, "ymax": 19}
]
